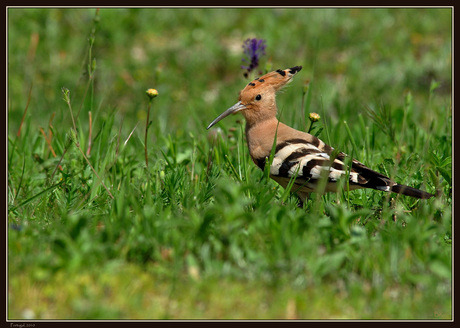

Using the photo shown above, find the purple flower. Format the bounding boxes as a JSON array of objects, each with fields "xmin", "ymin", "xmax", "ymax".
[{"xmin": 241, "ymin": 38, "xmax": 266, "ymax": 78}]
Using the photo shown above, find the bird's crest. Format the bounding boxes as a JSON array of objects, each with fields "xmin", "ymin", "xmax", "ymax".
[{"xmin": 241, "ymin": 66, "xmax": 303, "ymax": 94}]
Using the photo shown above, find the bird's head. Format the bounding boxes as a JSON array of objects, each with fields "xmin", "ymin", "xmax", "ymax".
[{"xmin": 207, "ymin": 66, "xmax": 302, "ymax": 129}]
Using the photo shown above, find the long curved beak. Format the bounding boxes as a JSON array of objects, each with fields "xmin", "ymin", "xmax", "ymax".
[{"xmin": 206, "ymin": 101, "xmax": 246, "ymax": 130}]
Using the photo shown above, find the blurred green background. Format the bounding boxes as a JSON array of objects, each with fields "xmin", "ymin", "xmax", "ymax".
[
  {"xmin": 8, "ymin": 8, "xmax": 451, "ymax": 320},
  {"xmin": 8, "ymin": 8, "xmax": 451, "ymax": 133}
]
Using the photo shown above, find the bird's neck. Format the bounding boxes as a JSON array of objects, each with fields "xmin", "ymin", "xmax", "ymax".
[
  {"xmin": 241, "ymin": 104, "xmax": 278, "ymax": 128},
  {"xmin": 245, "ymin": 116, "xmax": 280, "ymax": 137},
  {"xmin": 245, "ymin": 117, "xmax": 282, "ymax": 162}
]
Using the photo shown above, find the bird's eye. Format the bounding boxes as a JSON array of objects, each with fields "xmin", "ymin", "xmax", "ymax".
[{"xmin": 255, "ymin": 94, "xmax": 262, "ymax": 101}]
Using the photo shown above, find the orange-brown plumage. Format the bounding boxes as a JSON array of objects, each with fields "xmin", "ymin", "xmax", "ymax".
[{"xmin": 207, "ymin": 66, "xmax": 434, "ymax": 203}]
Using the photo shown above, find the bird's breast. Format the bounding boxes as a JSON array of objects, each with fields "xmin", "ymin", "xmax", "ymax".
[{"xmin": 245, "ymin": 122, "xmax": 278, "ymax": 166}]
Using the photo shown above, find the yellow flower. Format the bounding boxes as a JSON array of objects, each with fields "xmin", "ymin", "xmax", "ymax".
[
  {"xmin": 146, "ymin": 88, "xmax": 159, "ymax": 99},
  {"xmin": 309, "ymin": 112, "xmax": 320, "ymax": 122}
]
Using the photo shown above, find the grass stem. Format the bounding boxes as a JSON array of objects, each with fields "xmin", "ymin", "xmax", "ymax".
[
  {"xmin": 145, "ymin": 100, "xmax": 152, "ymax": 168},
  {"xmin": 17, "ymin": 84, "xmax": 33, "ymax": 138}
]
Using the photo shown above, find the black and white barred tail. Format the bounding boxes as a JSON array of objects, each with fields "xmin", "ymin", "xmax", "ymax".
[{"xmin": 389, "ymin": 184, "xmax": 434, "ymax": 199}]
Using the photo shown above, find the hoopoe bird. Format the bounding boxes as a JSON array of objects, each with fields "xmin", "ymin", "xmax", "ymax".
[{"xmin": 207, "ymin": 66, "xmax": 434, "ymax": 204}]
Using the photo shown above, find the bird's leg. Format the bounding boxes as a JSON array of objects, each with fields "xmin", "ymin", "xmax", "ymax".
[
  {"xmin": 297, "ymin": 197, "xmax": 304, "ymax": 208},
  {"xmin": 296, "ymin": 192, "xmax": 310, "ymax": 208}
]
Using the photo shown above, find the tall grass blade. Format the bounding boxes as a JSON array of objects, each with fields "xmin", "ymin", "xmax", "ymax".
[{"xmin": 9, "ymin": 179, "xmax": 65, "ymax": 212}]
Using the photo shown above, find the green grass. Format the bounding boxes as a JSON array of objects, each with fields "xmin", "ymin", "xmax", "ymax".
[{"xmin": 8, "ymin": 8, "xmax": 452, "ymax": 320}]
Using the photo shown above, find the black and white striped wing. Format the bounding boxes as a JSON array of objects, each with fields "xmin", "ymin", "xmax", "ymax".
[{"xmin": 267, "ymin": 140, "xmax": 394, "ymax": 194}]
